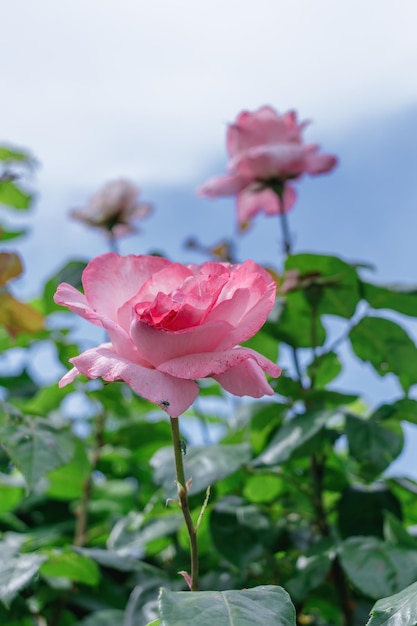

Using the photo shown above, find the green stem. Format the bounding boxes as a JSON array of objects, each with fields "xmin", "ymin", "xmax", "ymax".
[
  {"xmin": 170, "ymin": 417, "xmax": 199, "ymax": 591},
  {"xmin": 279, "ymin": 208, "xmax": 292, "ymax": 256}
]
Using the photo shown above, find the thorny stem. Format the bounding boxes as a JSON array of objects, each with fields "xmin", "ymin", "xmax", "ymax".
[
  {"xmin": 170, "ymin": 416, "xmax": 199, "ymax": 591},
  {"xmin": 309, "ymin": 454, "xmax": 353, "ymax": 626},
  {"xmin": 307, "ymin": 310, "xmax": 353, "ymax": 625}
]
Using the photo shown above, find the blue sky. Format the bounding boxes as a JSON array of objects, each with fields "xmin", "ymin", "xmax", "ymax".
[{"xmin": 2, "ymin": 0, "xmax": 417, "ymax": 474}]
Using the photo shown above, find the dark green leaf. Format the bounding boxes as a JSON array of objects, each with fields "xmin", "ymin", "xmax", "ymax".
[
  {"xmin": 253, "ymin": 409, "xmax": 337, "ymax": 466},
  {"xmin": 0, "ymin": 413, "xmax": 76, "ymax": 490},
  {"xmin": 0, "ymin": 536, "xmax": 46, "ymax": 606},
  {"xmin": 210, "ymin": 497, "xmax": 272, "ymax": 568},
  {"xmin": 349, "ymin": 317, "xmax": 417, "ymax": 392},
  {"xmin": 383, "ymin": 511, "xmax": 417, "ymax": 549},
  {"xmin": 151, "ymin": 443, "xmax": 252, "ymax": 498},
  {"xmin": 345, "ymin": 415, "xmax": 404, "ymax": 480},
  {"xmin": 107, "ymin": 513, "xmax": 183, "ymax": 557},
  {"xmin": 367, "ymin": 580, "xmax": 417, "ymax": 625},
  {"xmin": 339, "ymin": 536, "xmax": 417, "ymax": 599},
  {"xmin": 286, "ymin": 546, "xmax": 333, "ymax": 602},
  {"xmin": 337, "ymin": 484, "xmax": 402, "ymax": 539},
  {"xmin": 75, "ymin": 610, "xmax": 126, "ymax": 625},
  {"xmin": 158, "ymin": 585, "xmax": 296, "ymax": 626},
  {"xmin": 43, "ymin": 259, "xmax": 88, "ymax": 314}
]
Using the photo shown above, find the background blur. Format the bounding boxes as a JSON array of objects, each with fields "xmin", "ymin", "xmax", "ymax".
[{"xmin": 2, "ymin": 0, "xmax": 417, "ymax": 471}]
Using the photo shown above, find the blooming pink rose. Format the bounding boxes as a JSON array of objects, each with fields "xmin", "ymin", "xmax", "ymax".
[
  {"xmin": 199, "ymin": 106, "xmax": 337, "ymax": 227},
  {"xmin": 54, "ymin": 253, "xmax": 281, "ymax": 417},
  {"xmin": 70, "ymin": 179, "xmax": 152, "ymax": 237}
]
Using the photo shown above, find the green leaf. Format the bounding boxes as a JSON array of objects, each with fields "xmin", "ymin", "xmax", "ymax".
[
  {"xmin": 20, "ymin": 382, "xmax": 71, "ymax": 415},
  {"xmin": 337, "ymin": 484, "xmax": 402, "ymax": 539},
  {"xmin": 307, "ymin": 351, "xmax": 342, "ymax": 388},
  {"xmin": 266, "ymin": 290, "xmax": 326, "ymax": 348},
  {"xmin": 242, "ymin": 327, "xmax": 279, "ymax": 363},
  {"xmin": 286, "ymin": 253, "xmax": 360, "ymax": 318},
  {"xmin": 383, "ymin": 511, "xmax": 417, "ymax": 549},
  {"xmin": 374, "ymin": 398, "xmax": 417, "ymax": 425},
  {"xmin": 345, "ymin": 415, "xmax": 404, "ymax": 480},
  {"xmin": 361, "ymin": 281, "xmax": 417, "ymax": 318},
  {"xmin": 151, "ymin": 443, "xmax": 252, "ymax": 498},
  {"xmin": 339, "ymin": 536, "xmax": 417, "ymax": 599},
  {"xmin": 46, "ymin": 438, "xmax": 90, "ymax": 500},
  {"xmin": 0, "ymin": 180, "xmax": 32, "ymax": 210},
  {"xmin": 158, "ymin": 585, "xmax": 296, "ymax": 626},
  {"xmin": 349, "ymin": 316, "xmax": 417, "ymax": 392},
  {"xmin": 0, "ymin": 475, "xmax": 25, "ymax": 513},
  {"xmin": 0, "ymin": 145, "xmax": 34, "ymax": 164},
  {"xmin": 210, "ymin": 497, "xmax": 273, "ymax": 568},
  {"xmin": 0, "ymin": 226, "xmax": 27, "ymax": 241},
  {"xmin": 0, "ymin": 411, "xmax": 76, "ymax": 490},
  {"xmin": 40, "ymin": 549, "xmax": 100, "ymax": 586},
  {"xmin": 286, "ymin": 544, "xmax": 334, "ymax": 602},
  {"xmin": 125, "ymin": 575, "xmax": 167, "ymax": 626},
  {"xmin": 107, "ymin": 513, "xmax": 183, "ymax": 557},
  {"xmin": 243, "ymin": 474, "xmax": 283, "ymax": 503},
  {"xmin": 43, "ymin": 259, "xmax": 88, "ymax": 314},
  {"xmin": 75, "ymin": 609, "xmax": 126, "ymax": 625},
  {"xmin": 367, "ymin": 580, "xmax": 417, "ymax": 625},
  {"xmin": 0, "ymin": 536, "xmax": 47, "ymax": 606},
  {"xmin": 145, "ymin": 621, "xmax": 161, "ymax": 626},
  {"xmin": 253, "ymin": 409, "xmax": 336, "ymax": 466}
]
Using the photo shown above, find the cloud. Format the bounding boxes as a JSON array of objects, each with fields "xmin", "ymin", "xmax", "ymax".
[{"xmin": 2, "ymin": 0, "xmax": 417, "ymax": 186}]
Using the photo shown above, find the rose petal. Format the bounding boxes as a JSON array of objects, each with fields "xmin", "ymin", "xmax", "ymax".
[
  {"xmin": 158, "ymin": 347, "xmax": 281, "ymax": 381},
  {"xmin": 130, "ymin": 318, "xmax": 234, "ymax": 367},
  {"xmin": 213, "ymin": 358, "xmax": 278, "ymax": 397},
  {"xmin": 82, "ymin": 253, "xmax": 171, "ymax": 324},
  {"xmin": 305, "ymin": 152, "xmax": 338, "ymax": 174},
  {"xmin": 62, "ymin": 344, "xmax": 199, "ymax": 417},
  {"xmin": 198, "ymin": 174, "xmax": 251, "ymax": 197}
]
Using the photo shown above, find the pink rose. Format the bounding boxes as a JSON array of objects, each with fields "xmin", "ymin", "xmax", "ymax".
[
  {"xmin": 70, "ymin": 179, "xmax": 152, "ymax": 237},
  {"xmin": 199, "ymin": 106, "xmax": 337, "ymax": 227},
  {"xmin": 54, "ymin": 253, "xmax": 281, "ymax": 417}
]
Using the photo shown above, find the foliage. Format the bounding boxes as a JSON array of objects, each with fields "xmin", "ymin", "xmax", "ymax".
[{"xmin": 0, "ymin": 136, "xmax": 416, "ymax": 626}]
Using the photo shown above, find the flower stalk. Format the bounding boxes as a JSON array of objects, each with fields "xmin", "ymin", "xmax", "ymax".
[{"xmin": 170, "ymin": 416, "xmax": 199, "ymax": 591}]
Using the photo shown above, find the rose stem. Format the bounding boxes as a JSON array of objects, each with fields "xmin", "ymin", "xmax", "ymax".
[
  {"xmin": 270, "ymin": 181, "xmax": 292, "ymax": 256},
  {"xmin": 170, "ymin": 416, "xmax": 199, "ymax": 591}
]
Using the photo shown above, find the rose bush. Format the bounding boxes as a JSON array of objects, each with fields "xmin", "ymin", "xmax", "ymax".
[
  {"xmin": 70, "ymin": 179, "xmax": 152, "ymax": 237},
  {"xmin": 54, "ymin": 253, "xmax": 281, "ymax": 417},
  {"xmin": 199, "ymin": 105, "xmax": 337, "ymax": 226}
]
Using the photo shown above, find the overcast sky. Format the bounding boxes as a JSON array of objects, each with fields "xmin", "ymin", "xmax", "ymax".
[
  {"xmin": 3, "ymin": 0, "xmax": 417, "ymax": 185},
  {"xmin": 2, "ymin": 1, "xmax": 417, "ymax": 472}
]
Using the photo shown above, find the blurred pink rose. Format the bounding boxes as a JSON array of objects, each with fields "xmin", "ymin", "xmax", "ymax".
[
  {"xmin": 199, "ymin": 106, "xmax": 337, "ymax": 227},
  {"xmin": 70, "ymin": 179, "xmax": 152, "ymax": 237},
  {"xmin": 54, "ymin": 253, "xmax": 281, "ymax": 417}
]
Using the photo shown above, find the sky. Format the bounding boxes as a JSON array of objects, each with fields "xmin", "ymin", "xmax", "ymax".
[{"xmin": 2, "ymin": 0, "xmax": 417, "ymax": 473}]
